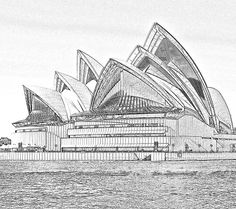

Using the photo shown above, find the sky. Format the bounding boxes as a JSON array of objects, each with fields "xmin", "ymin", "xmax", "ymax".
[{"xmin": 0, "ymin": 0, "xmax": 236, "ymax": 137}]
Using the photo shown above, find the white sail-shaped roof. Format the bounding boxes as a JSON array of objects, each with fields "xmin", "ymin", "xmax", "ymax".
[
  {"xmin": 127, "ymin": 45, "xmax": 211, "ymax": 124},
  {"xmin": 23, "ymin": 85, "xmax": 68, "ymax": 121},
  {"xmin": 91, "ymin": 58, "xmax": 186, "ymax": 112},
  {"xmin": 76, "ymin": 50, "xmax": 103, "ymax": 85},
  {"xmin": 54, "ymin": 71, "xmax": 92, "ymax": 112},
  {"xmin": 209, "ymin": 87, "xmax": 233, "ymax": 132},
  {"xmin": 142, "ymin": 23, "xmax": 217, "ymax": 126}
]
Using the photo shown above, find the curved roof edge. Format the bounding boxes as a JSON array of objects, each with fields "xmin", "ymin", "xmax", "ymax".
[
  {"xmin": 144, "ymin": 23, "xmax": 199, "ymax": 73},
  {"xmin": 76, "ymin": 50, "xmax": 103, "ymax": 84},
  {"xmin": 127, "ymin": 45, "xmax": 213, "ymax": 124},
  {"xmin": 91, "ymin": 58, "xmax": 187, "ymax": 110},
  {"xmin": 23, "ymin": 85, "xmax": 68, "ymax": 121},
  {"xmin": 209, "ymin": 87, "xmax": 233, "ymax": 130},
  {"xmin": 142, "ymin": 22, "xmax": 217, "ymax": 126},
  {"xmin": 54, "ymin": 71, "xmax": 92, "ymax": 111}
]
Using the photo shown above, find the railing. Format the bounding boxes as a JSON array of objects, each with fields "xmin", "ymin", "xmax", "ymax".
[
  {"xmin": 1, "ymin": 151, "xmax": 236, "ymax": 161},
  {"xmin": 62, "ymin": 143, "xmax": 170, "ymax": 153}
]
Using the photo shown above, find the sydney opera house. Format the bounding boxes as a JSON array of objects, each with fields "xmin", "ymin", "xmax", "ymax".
[{"xmin": 12, "ymin": 23, "xmax": 236, "ymax": 154}]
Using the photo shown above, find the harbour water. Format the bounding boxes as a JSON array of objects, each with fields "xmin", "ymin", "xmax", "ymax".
[{"xmin": 0, "ymin": 160, "xmax": 236, "ymax": 208}]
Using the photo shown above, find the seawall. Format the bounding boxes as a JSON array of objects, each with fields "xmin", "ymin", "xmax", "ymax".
[{"xmin": 1, "ymin": 152, "xmax": 236, "ymax": 161}]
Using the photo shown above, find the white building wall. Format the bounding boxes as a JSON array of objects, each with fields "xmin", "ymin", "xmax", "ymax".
[
  {"xmin": 216, "ymin": 139, "xmax": 236, "ymax": 152},
  {"xmin": 165, "ymin": 119, "xmax": 177, "ymax": 136},
  {"xmin": 74, "ymin": 116, "xmax": 166, "ymax": 127},
  {"xmin": 170, "ymin": 136, "xmax": 216, "ymax": 152},
  {"xmin": 68, "ymin": 126, "xmax": 167, "ymax": 136},
  {"xmin": 13, "ymin": 131, "xmax": 46, "ymax": 147},
  {"xmin": 13, "ymin": 123, "xmax": 74, "ymax": 151},
  {"xmin": 170, "ymin": 136, "xmax": 236, "ymax": 153},
  {"xmin": 178, "ymin": 115, "xmax": 215, "ymax": 137},
  {"xmin": 61, "ymin": 136, "xmax": 170, "ymax": 148},
  {"xmin": 46, "ymin": 123, "xmax": 74, "ymax": 151}
]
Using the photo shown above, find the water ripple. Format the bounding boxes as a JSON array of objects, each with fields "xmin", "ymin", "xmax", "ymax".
[{"xmin": 0, "ymin": 160, "xmax": 236, "ymax": 208}]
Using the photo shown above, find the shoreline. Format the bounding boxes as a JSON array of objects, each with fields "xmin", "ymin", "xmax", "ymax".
[{"xmin": 1, "ymin": 151, "xmax": 236, "ymax": 161}]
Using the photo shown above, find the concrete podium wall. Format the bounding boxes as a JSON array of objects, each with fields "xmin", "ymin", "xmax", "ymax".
[{"xmin": 0, "ymin": 152, "xmax": 236, "ymax": 161}]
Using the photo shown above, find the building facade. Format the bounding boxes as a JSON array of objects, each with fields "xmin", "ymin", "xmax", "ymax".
[{"xmin": 12, "ymin": 23, "xmax": 236, "ymax": 154}]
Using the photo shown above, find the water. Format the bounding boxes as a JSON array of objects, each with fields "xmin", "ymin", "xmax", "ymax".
[{"xmin": 0, "ymin": 160, "xmax": 236, "ymax": 208}]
